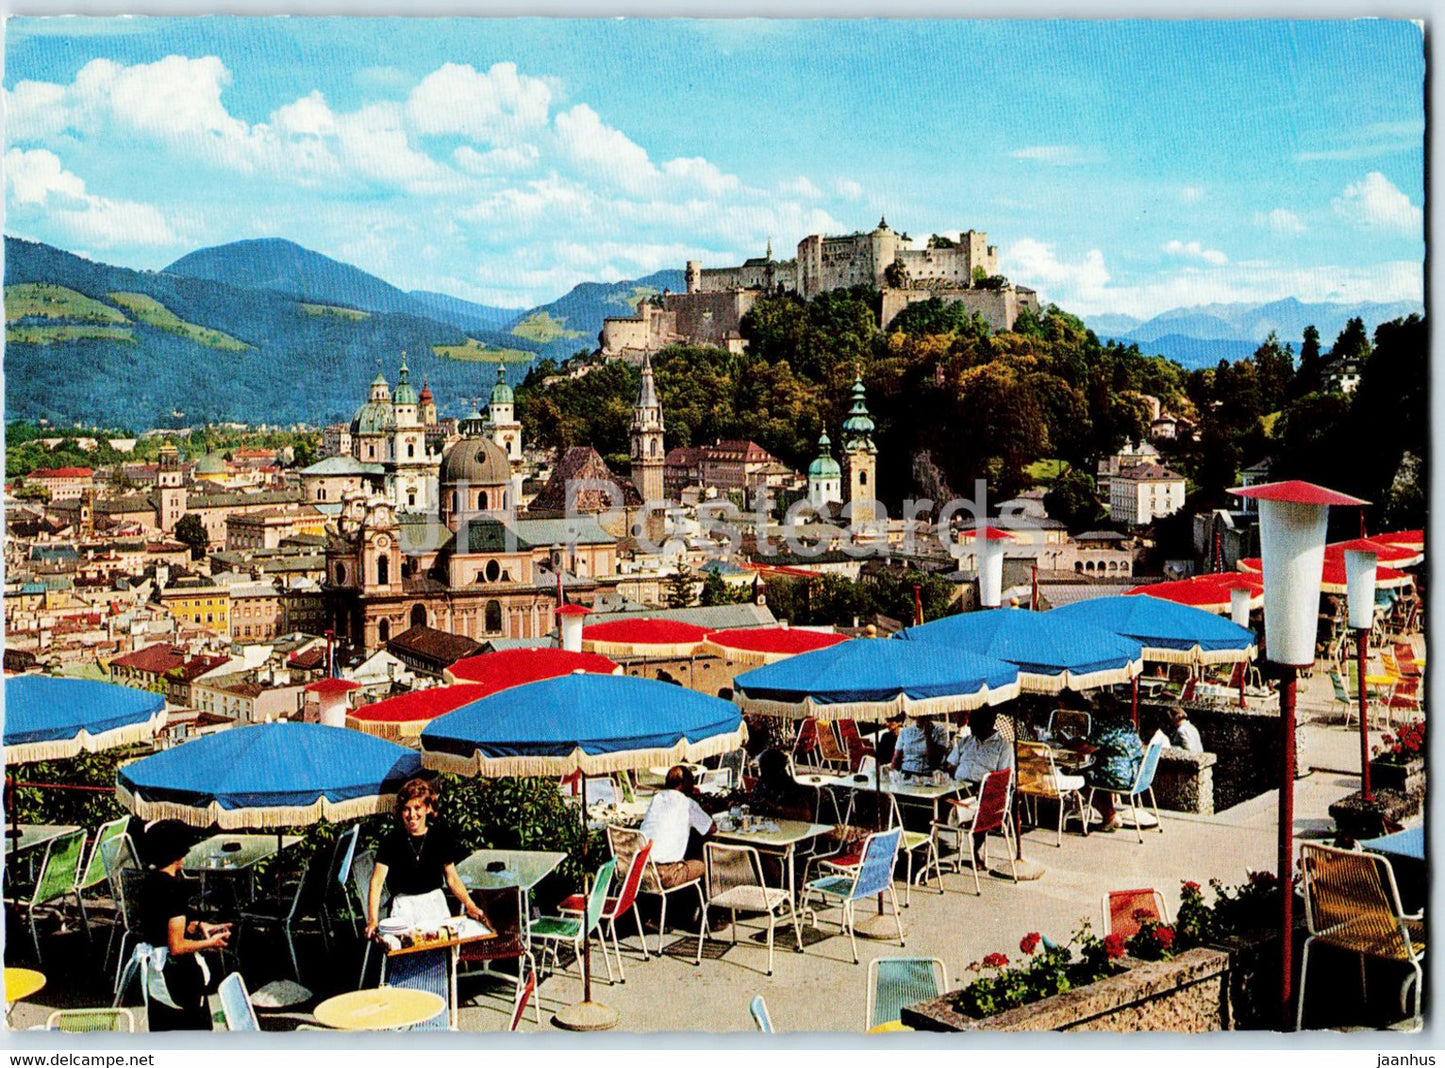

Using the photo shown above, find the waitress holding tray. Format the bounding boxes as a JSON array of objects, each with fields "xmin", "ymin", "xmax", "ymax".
[{"xmin": 366, "ymin": 778, "xmax": 487, "ymax": 938}]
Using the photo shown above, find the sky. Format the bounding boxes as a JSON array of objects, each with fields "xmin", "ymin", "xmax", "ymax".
[{"xmin": 3, "ymin": 18, "xmax": 1426, "ymax": 317}]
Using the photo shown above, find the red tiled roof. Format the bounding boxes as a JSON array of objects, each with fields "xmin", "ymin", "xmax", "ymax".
[
  {"xmin": 29, "ymin": 467, "xmax": 94, "ymax": 479},
  {"xmin": 110, "ymin": 642, "xmax": 187, "ymax": 675},
  {"xmin": 288, "ymin": 647, "xmax": 327, "ymax": 670}
]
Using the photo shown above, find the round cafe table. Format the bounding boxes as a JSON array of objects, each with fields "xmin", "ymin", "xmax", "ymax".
[
  {"xmin": 5, "ymin": 968, "xmax": 45, "ymax": 1004},
  {"xmin": 313, "ymin": 988, "xmax": 445, "ymax": 1031}
]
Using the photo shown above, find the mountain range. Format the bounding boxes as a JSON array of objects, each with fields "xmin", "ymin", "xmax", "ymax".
[
  {"xmin": 1084, "ymin": 297, "xmax": 1424, "ymax": 368},
  {"xmin": 3, "ymin": 233, "xmax": 1422, "ymax": 428}
]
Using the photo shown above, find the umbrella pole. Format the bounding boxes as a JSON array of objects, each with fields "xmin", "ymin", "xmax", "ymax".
[
  {"xmin": 1357, "ymin": 629, "xmax": 1373, "ymax": 801},
  {"xmin": 1277, "ymin": 667, "xmax": 1298, "ymax": 1030},
  {"xmin": 554, "ymin": 769, "xmax": 619, "ymax": 1032},
  {"xmin": 1131, "ymin": 677, "xmax": 1139, "ymax": 728},
  {"xmin": 1006, "ymin": 705, "xmax": 1044, "ymax": 881}
]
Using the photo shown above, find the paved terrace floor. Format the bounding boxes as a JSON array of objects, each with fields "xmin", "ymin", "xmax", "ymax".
[{"xmin": 5, "ymin": 670, "xmax": 1421, "ymax": 1034}]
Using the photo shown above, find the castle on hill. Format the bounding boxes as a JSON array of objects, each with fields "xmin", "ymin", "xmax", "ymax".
[{"xmin": 601, "ymin": 218, "xmax": 1039, "ymax": 360}]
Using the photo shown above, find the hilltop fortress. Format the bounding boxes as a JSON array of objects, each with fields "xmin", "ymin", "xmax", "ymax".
[{"xmin": 602, "ymin": 218, "xmax": 1039, "ymax": 359}]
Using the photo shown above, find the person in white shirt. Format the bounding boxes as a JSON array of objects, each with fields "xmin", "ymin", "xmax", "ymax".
[
  {"xmin": 946, "ymin": 709, "xmax": 1014, "ymax": 785},
  {"xmin": 1167, "ymin": 707, "xmax": 1204, "ymax": 753},
  {"xmin": 639, "ymin": 765, "xmax": 715, "ymax": 887}
]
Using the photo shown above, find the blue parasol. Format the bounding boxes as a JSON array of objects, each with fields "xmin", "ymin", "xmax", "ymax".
[
  {"xmin": 420, "ymin": 672, "xmax": 746, "ymax": 778},
  {"xmin": 115, "ymin": 722, "xmax": 421, "ymax": 829},
  {"xmin": 733, "ymin": 638, "xmax": 1021, "ymax": 721},
  {"xmin": 5, "ymin": 676, "xmax": 167, "ymax": 764},
  {"xmin": 895, "ymin": 608, "xmax": 1144, "ymax": 693},
  {"xmin": 1051, "ymin": 595, "xmax": 1257, "ymax": 666}
]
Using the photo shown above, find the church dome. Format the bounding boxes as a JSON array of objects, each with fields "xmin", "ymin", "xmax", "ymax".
[
  {"xmin": 192, "ymin": 452, "xmax": 226, "ymax": 476},
  {"xmin": 392, "ymin": 357, "xmax": 419, "ymax": 406},
  {"xmin": 489, "ymin": 364, "xmax": 514, "ymax": 406},
  {"xmin": 351, "ymin": 399, "xmax": 396, "ymax": 435},
  {"xmin": 441, "ymin": 437, "xmax": 511, "ymax": 487},
  {"xmin": 808, "ymin": 433, "xmax": 842, "ymax": 479}
]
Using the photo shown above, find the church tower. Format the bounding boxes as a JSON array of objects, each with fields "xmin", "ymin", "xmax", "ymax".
[
  {"xmin": 807, "ymin": 432, "xmax": 842, "ymax": 510},
  {"xmin": 484, "ymin": 364, "xmax": 524, "ymax": 507},
  {"xmin": 841, "ymin": 375, "xmax": 878, "ymax": 524},
  {"xmin": 630, "ymin": 351, "xmax": 665, "ymax": 503},
  {"xmin": 155, "ymin": 444, "xmax": 188, "ymax": 533}
]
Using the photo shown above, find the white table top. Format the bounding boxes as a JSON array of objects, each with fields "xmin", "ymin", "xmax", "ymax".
[
  {"xmin": 4, "ymin": 824, "xmax": 80, "ymax": 856},
  {"xmin": 796, "ymin": 771, "xmax": 963, "ymax": 800},
  {"xmin": 183, "ymin": 833, "xmax": 301, "ymax": 872},
  {"xmin": 712, "ymin": 819, "xmax": 832, "ymax": 850},
  {"xmin": 456, "ymin": 848, "xmax": 567, "ymax": 892}
]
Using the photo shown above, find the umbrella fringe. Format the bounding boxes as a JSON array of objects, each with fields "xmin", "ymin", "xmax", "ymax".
[
  {"xmin": 1141, "ymin": 645, "xmax": 1258, "ymax": 666},
  {"xmin": 116, "ymin": 782, "xmax": 400, "ymax": 829},
  {"xmin": 1014, "ymin": 662, "xmax": 1142, "ymax": 695},
  {"xmin": 735, "ymin": 681, "xmax": 1021, "ymax": 721},
  {"xmin": 343, "ymin": 716, "xmax": 428, "ymax": 744},
  {"xmin": 6, "ymin": 712, "xmax": 167, "ymax": 765},
  {"xmin": 698, "ymin": 641, "xmax": 787, "ymax": 667},
  {"xmin": 581, "ymin": 640, "xmax": 704, "ymax": 659},
  {"xmin": 421, "ymin": 727, "xmax": 747, "ymax": 778}
]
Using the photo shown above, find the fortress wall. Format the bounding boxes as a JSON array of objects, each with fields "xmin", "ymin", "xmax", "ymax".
[{"xmin": 879, "ymin": 287, "xmax": 1039, "ymax": 332}]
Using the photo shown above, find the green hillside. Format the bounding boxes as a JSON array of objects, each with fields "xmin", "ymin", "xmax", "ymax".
[
  {"xmin": 109, "ymin": 292, "xmax": 251, "ymax": 351},
  {"xmin": 6, "ymin": 283, "xmax": 127, "ymax": 324},
  {"xmin": 433, "ymin": 337, "xmax": 535, "ymax": 363},
  {"xmin": 7, "ymin": 324, "xmax": 134, "ymax": 345},
  {"xmin": 298, "ymin": 302, "xmax": 370, "ymax": 321},
  {"xmin": 510, "ymin": 310, "xmax": 583, "ymax": 344}
]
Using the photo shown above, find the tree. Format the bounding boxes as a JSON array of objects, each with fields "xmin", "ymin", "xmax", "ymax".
[
  {"xmin": 1044, "ymin": 468, "xmax": 1105, "ymax": 531},
  {"xmin": 1252, "ymin": 332, "xmax": 1294, "ymax": 413},
  {"xmin": 665, "ymin": 563, "xmax": 696, "ymax": 609},
  {"xmin": 1291, "ymin": 324, "xmax": 1324, "ymax": 398},
  {"xmin": 883, "ymin": 261, "xmax": 910, "ymax": 288},
  {"xmin": 174, "ymin": 513, "xmax": 208, "ymax": 561},
  {"xmin": 699, "ymin": 568, "xmax": 750, "ymax": 607}
]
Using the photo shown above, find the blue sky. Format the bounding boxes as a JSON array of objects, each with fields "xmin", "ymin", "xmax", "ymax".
[{"xmin": 4, "ymin": 18, "xmax": 1425, "ymax": 316}]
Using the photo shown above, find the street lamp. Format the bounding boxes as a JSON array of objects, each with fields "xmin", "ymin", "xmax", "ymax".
[
  {"xmin": 968, "ymin": 526, "xmax": 1014, "ymax": 609},
  {"xmin": 1228, "ymin": 479, "xmax": 1368, "ymax": 1030},
  {"xmin": 1340, "ymin": 541, "xmax": 1379, "ymax": 801}
]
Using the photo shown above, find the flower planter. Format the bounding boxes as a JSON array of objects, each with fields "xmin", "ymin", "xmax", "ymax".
[
  {"xmin": 1328, "ymin": 787, "xmax": 1417, "ymax": 840},
  {"xmin": 901, "ymin": 948, "xmax": 1230, "ymax": 1032},
  {"xmin": 1367, "ymin": 758, "xmax": 1425, "ymax": 801}
]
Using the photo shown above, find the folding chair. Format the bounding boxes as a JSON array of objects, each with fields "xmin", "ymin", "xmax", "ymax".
[
  {"xmin": 696, "ymin": 842, "xmax": 799, "ymax": 975},
  {"xmin": 73, "ymin": 817, "xmax": 128, "ymax": 942},
  {"xmin": 932, "ymin": 768, "xmax": 1017, "ymax": 893},
  {"xmin": 1298, "ymin": 843, "xmax": 1425, "ymax": 1031},
  {"xmin": 531, "ymin": 859, "xmax": 618, "ymax": 985},
  {"xmin": 559, "ymin": 841, "xmax": 653, "ymax": 979},
  {"xmin": 1084, "ymin": 739, "xmax": 1165, "ymax": 844},
  {"xmin": 1101, "ymin": 888, "xmax": 1170, "ymax": 938},
  {"xmin": 865, "ymin": 957, "xmax": 946, "ymax": 1031},
  {"xmin": 802, "ymin": 827, "xmax": 904, "ymax": 964}
]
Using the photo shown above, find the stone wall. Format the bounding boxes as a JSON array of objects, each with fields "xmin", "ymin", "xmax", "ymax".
[
  {"xmin": 1153, "ymin": 748, "xmax": 1217, "ymax": 815},
  {"xmin": 878, "ymin": 286, "xmax": 1040, "ymax": 332},
  {"xmin": 902, "ymin": 948, "xmax": 1231, "ymax": 1032},
  {"xmin": 664, "ymin": 289, "xmax": 763, "ymax": 347},
  {"xmin": 1142, "ymin": 699, "xmax": 1281, "ymax": 812}
]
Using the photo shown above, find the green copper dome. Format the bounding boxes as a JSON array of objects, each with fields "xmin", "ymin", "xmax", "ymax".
[
  {"xmin": 192, "ymin": 452, "xmax": 226, "ymax": 476},
  {"xmin": 490, "ymin": 364, "xmax": 514, "ymax": 406},
  {"xmin": 351, "ymin": 399, "xmax": 397, "ymax": 435},
  {"xmin": 841, "ymin": 376, "xmax": 876, "ymax": 452},
  {"xmin": 392, "ymin": 356, "xmax": 419, "ymax": 406},
  {"xmin": 807, "ymin": 432, "xmax": 842, "ymax": 479}
]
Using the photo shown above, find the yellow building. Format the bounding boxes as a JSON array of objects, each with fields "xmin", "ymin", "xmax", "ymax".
[{"xmin": 158, "ymin": 583, "xmax": 231, "ymax": 635}]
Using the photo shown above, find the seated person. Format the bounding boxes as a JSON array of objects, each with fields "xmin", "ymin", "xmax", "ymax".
[
  {"xmin": 1166, "ymin": 706, "xmax": 1203, "ymax": 753},
  {"xmin": 748, "ymin": 748, "xmax": 815, "ymax": 822},
  {"xmin": 874, "ymin": 713, "xmax": 905, "ymax": 768},
  {"xmin": 890, "ymin": 715, "xmax": 949, "ymax": 778},
  {"xmin": 639, "ymin": 765, "xmax": 715, "ymax": 887},
  {"xmin": 1079, "ymin": 697, "xmax": 1145, "ymax": 832},
  {"xmin": 946, "ymin": 709, "xmax": 1014, "ymax": 787},
  {"xmin": 141, "ymin": 820, "xmax": 231, "ymax": 1031}
]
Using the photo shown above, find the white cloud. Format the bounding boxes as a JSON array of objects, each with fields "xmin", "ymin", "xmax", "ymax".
[
  {"xmin": 1009, "ymin": 145, "xmax": 1104, "ymax": 166},
  {"xmin": 272, "ymin": 91, "xmax": 337, "ymax": 138},
  {"xmin": 661, "ymin": 157, "xmax": 741, "ymax": 197},
  {"xmin": 1333, "ymin": 171, "xmax": 1422, "ymax": 234},
  {"xmin": 1296, "ymin": 120, "xmax": 1424, "ymax": 162},
  {"xmin": 5, "ymin": 148, "xmax": 179, "ymax": 247},
  {"xmin": 1002, "ymin": 238, "xmax": 1110, "ymax": 308},
  {"xmin": 835, "ymin": 177, "xmax": 864, "ymax": 200},
  {"xmin": 1253, "ymin": 208, "xmax": 1306, "ymax": 235},
  {"xmin": 553, "ymin": 103, "xmax": 659, "ymax": 193},
  {"xmin": 778, "ymin": 175, "xmax": 822, "ymax": 199},
  {"xmin": 405, "ymin": 62, "xmax": 552, "ymax": 144},
  {"xmin": 1162, "ymin": 239, "xmax": 1228, "ymax": 266},
  {"xmin": 453, "ymin": 144, "xmax": 540, "ymax": 176}
]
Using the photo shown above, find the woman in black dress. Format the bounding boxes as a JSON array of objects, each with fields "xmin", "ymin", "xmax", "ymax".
[
  {"xmin": 365, "ymin": 778, "xmax": 487, "ymax": 938},
  {"xmin": 140, "ymin": 820, "xmax": 231, "ymax": 1031}
]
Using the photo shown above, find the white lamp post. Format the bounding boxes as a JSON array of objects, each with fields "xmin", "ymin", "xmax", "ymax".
[
  {"xmin": 969, "ymin": 526, "xmax": 1013, "ymax": 609},
  {"xmin": 1230, "ymin": 585, "xmax": 1252, "ymax": 629},
  {"xmin": 1341, "ymin": 542, "xmax": 1379, "ymax": 801},
  {"xmin": 557, "ymin": 603, "xmax": 590, "ymax": 652},
  {"xmin": 1229, "ymin": 480, "xmax": 1368, "ymax": 1030}
]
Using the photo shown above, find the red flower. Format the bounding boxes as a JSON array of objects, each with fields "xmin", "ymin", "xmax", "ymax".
[
  {"xmin": 1183, "ymin": 880, "xmax": 1201, "ymax": 892},
  {"xmin": 1019, "ymin": 932, "xmax": 1042, "ymax": 955},
  {"xmin": 1155, "ymin": 926, "xmax": 1175, "ymax": 949},
  {"xmin": 982, "ymin": 952, "xmax": 1010, "ymax": 969},
  {"xmin": 1103, "ymin": 933, "xmax": 1127, "ymax": 960}
]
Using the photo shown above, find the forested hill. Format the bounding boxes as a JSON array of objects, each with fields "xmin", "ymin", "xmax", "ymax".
[{"xmin": 516, "ymin": 290, "xmax": 1427, "ymax": 534}]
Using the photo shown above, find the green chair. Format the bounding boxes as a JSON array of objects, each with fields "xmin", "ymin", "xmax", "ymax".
[
  {"xmin": 74, "ymin": 817, "xmax": 129, "ymax": 941},
  {"xmin": 6, "ymin": 829, "xmax": 86, "ymax": 965},
  {"xmin": 865, "ymin": 957, "xmax": 946, "ymax": 1031},
  {"xmin": 530, "ymin": 858, "xmax": 618, "ymax": 985},
  {"xmin": 46, "ymin": 1008, "xmax": 135, "ymax": 1033}
]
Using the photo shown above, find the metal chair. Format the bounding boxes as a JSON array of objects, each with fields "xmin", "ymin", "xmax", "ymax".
[
  {"xmin": 696, "ymin": 843, "xmax": 799, "ymax": 976},
  {"xmin": 836, "ymin": 719, "xmax": 871, "ymax": 772},
  {"xmin": 1297, "ymin": 843, "xmax": 1425, "ymax": 1031},
  {"xmin": 1084, "ymin": 738, "xmax": 1165, "ymax": 844},
  {"xmin": 1016, "ymin": 741, "xmax": 1088, "ymax": 847},
  {"xmin": 458, "ymin": 884, "xmax": 539, "ymax": 1026},
  {"xmin": 531, "ymin": 858, "xmax": 618, "ymax": 984},
  {"xmin": 815, "ymin": 721, "xmax": 852, "ymax": 771},
  {"xmin": 351, "ymin": 849, "xmax": 389, "ymax": 988},
  {"xmin": 607, "ymin": 825, "xmax": 703, "ymax": 955},
  {"xmin": 558, "ymin": 840, "xmax": 653, "ymax": 979},
  {"xmin": 1329, "ymin": 670, "xmax": 1359, "ymax": 729},
  {"xmin": 749, "ymin": 993, "xmax": 774, "ymax": 1033},
  {"xmin": 792, "ymin": 717, "xmax": 821, "ymax": 769},
  {"xmin": 1101, "ymin": 888, "xmax": 1170, "ymax": 938},
  {"xmin": 884, "ymin": 793, "xmax": 942, "ymax": 905},
  {"xmin": 217, "ymin": 972, "xmax": 261, "ymax": 1031},
  {"xmin": 237, "ymin": 856, "xmax": 324, "ymax": 982},
  {"xmin": 507, "ymin": 967, "xmax": 537, "ymax": 1032},
  {"xmin": 865, "ymin": 956, "xmax": 946, "ymax": 1031},
  {"xmin": 932, "ymin": 767, "xmax": 1017, "ymax": 893},
  {"xmin": 73, "ymin": 817, "xmax": 128, "ymax": 941},
  {"xmin": 45, "ymin": 1008, "xmax": 136, "ymax": 1033},
  {"xmin": 5, "ymin": 828, "xmax": 86, "ymax": 965},
  {"xmin": 802, "ymin": 827, "xmax": 905, "ymax": 964},
  {"xmin": 320, "ymin": 824, "xmax": 360, "ymax": 941},
  {"xmin": 1046, "ymin": 708, "xmax": 1091, "ymax": 747}
]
